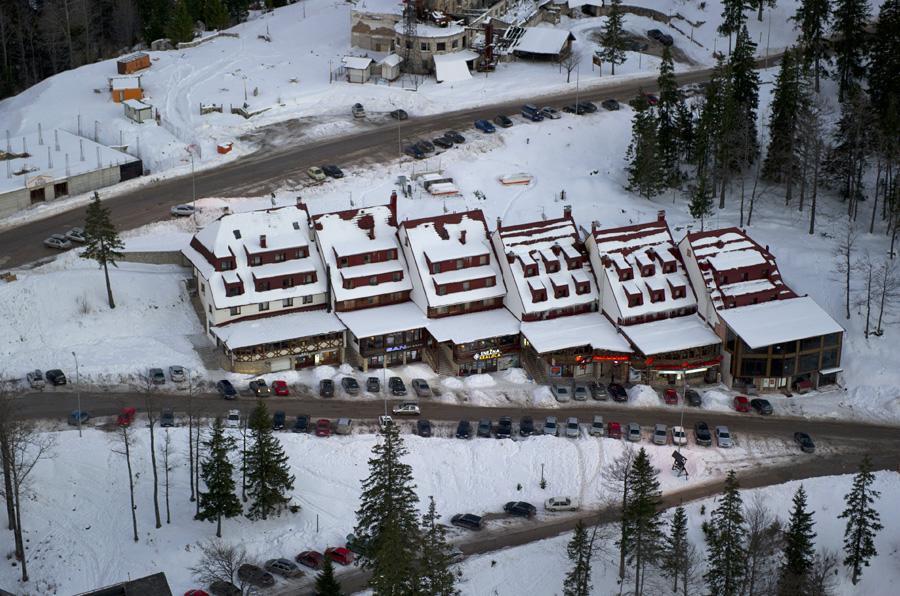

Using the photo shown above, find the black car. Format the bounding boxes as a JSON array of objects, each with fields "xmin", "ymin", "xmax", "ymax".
[
  {"xmin": 794, "ymin": 432, "xmax": 815, "ymax": 453},
  {"xmin": 216, "ymin": 379, "xmax": 237, "ymax": 399},
  {"xmin": 238, "ymin": 564, "xmax": 275, "ymax": 588},
  {"xmin": 750, "ymin": 398, "xmax": 773, "ymax": 415},
  {"xmin": 273, "ymin": 410, "xmax": 286, "ymax": 430},
  {"xmin": 209, "ymin": 580, "xmax": 241, "ymax": 596},
  {"xmin": 694, "ymin": 421, "xmax": 712, "ymax": 446},
  {"xmin": 607, "ymin": 383, "xmax": 627, "ymax": 402},
  {"xmin": 404, "ymin": 144, "xmax": 425, "ymax": 159},
  {"xmin": 577, "ymin": 101, "xmax": 598, "ymax": 113},
  {"xmin": 417, "ymin": 419, "xmax": 433, "ymax": 437},
  {"xmin": 476, "ymin": 419, "xmax": 492, "ymax": 438},
  {"xmin": 319, "ymin": 379, "xmax": 335, "ymax": 397},
  {"xmin": 322, "ymin": 164, "xmax": 344, "ymax": 178},
  {"xmin": 685, "ymin": 389, "xmax": 702, "ymax": 407},
  {"xmin": 648, "ymin": 29, "xmax": 674, "ymax": 46},
  {"xmin": 45, "ymin": 369, "xmax": 67, "ymax": 385},
  {"xmin": 496, "ymin": 416, "xmax": 513, "ymax": 439},
  {"xmin": 366, "ymin": 376, "xmax": 380, "ymax": 393},
  {"xmin": 292, "ymin": 415, "xmax": 310, "ymax": 433},
  {"xmin": 503, "ymin": 501, "xmax": 536, "ymax": 518},
  {"xmin": 340, "ymin": 377, "xmax": 360, "ymax": 395},
  {"xmin": 415, "ymin": 139, "xmax": 435, "ymax": 153},
  {"xmin": 390, "ymin": 108, "xmax": 408, "ymax": 120},
  {"xmin": 160, "ymin": 408, "xmax": 175, "ymax": 428},
  {"xmin": 563, "ymin": 104, "xmax": 587, "ymax": 115},
  {"xmin": 493, "ymin": 114, "xmax": 514, "ymax": 128},
  {"xmin": 433, "ymin": 136, "xmax": 453, "ymax": 149},
  {"xmin": 445, "ymin": 130, "xmax": 465, "ymax": 144},
  {"xmin": 519, "ymin": 416, "xmax": 535, "ymax": 436},
  {"xmin": 455, "ymin": 420, "xmax": 472, "ymax": 439},
  {"xmin": 389, "ymin": 376, "xmax": 407, "ymax": 396},
  {"xmin": 451, "ymin": 513, "xmax": 484, "ymax": 531},
  {"xmin": 601, "ymin": 99, "xmax": 620, "ymax": 111}
]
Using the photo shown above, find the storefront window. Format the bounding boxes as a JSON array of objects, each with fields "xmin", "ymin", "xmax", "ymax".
[
  {"xmin": 824, "ymin": 332, "xmax": 841, "ymax": 347},
  {"xmin": 740, "ymin": 358, "xmax": 767, "ymax": 377},
  {"xmin": 797, "ymin": 353, "xmax": 820, "ymax": 373},
  {"xmin": 772, "ymin": 341, "xmax": 796, "ymax": 355},
  {"xmin": 821, "ymin": 349, "xmax": 839, "ymax": 368},
  {"xmin": 800, "ymin": 337, "xmax": 822, "ymax": 352}
]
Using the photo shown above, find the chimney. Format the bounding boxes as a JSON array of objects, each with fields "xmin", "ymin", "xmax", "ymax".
[
  {"xmin": 260, "ymin": 234, "xmax": 267, "ymax": 248},
  {"xmin": 563, "ymin": 205, "xmax": 572, "ymax": 219},
  {"xmin": 388, "ymin": 190, "xmax": 398, "ymax": 226},
  {"xmin": 496, "ymin": 216, "xmax": 502, "ymax": 231},
  {"xmin": 368, "ymin": 226, "xmax": 375, "ymax": 240},
  {"xmin": 657, "ymin": 210, "xmax": 666, "ymax": 222},
  {"xmin": 459, "ymin": 230, "xmax": 467, "ymax": 244},
  {"xmin": 296, "ymin": 196, "xmax": 302, "ymax": 207}
]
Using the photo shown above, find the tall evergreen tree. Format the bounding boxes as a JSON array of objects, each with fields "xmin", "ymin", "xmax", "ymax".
[
  {"xmin": 793, "ymin": 0, "xmax": 831, "ymax": 92},
  {"xmin": 660, "ymin": 506, "xmax": 690, "ymax": 594},
  {"xmin": 727, "ymin": 25, "xmax": 761, "ymax": 166},
  {"xmin": 415, "ymin": 496, "xmax": 458, "ymax": 595},
  {"xmin": 205, "ymin": 0, "xmax": 231, "ymax": 31},
  {"xmin": 197, "ymin": 418, "xmax": 242, "ymax": 538},
  {"xmin": 838, "ymin": 456, "xmax": 883, "ymax": 585},
  {"xmin": 831, "ymin": 0, "xmax": 872, "ymax": 101},
  {"xmin": 749, "ymin": 0, "xmax": 777, "ymax": 21},
  {"xmin": 244, "ymin": 401, "xmax": 294, "ymax": 520},
  {"xmin": 81, "ymin": 192, "xmax": 124, "ymax": 309},
  {"xmin": 354, "ymin": 423, "xmax": 421, "ymax": 595},
  {"xmin": 626, "ymin": 102, "xmax": 665, "ymax": 199},
  {"xmin": 168, "ymin": 0, "xmax": 195, "ymax": 44},
  {"xmin": 563, "ymin": 520, "xmax": 593, "ymax": 596},
  {"xmin": 703, "ymin": 471, "xmax": 747, "ymax": 596},
  {"xmin": 690, "ymin": 171, "xmax": 715, "ymax": 231},
  {"xmin": 826, "ymin": 91, "xmax": 873, "ymax": 210},
  {"xmin": 719, "ymin": 0, "xmax": 750, "ymax": 45},
  {"xmin": 692, "ymin": 60, "xmax": 726, "ymax": 178},
  {"xmin": 225, "ymin": 0, "xmax": 251, "ymax": 22},
  {"xmin": 656, "ymin": 46, "xmax": 682, "ymax": 185},
  {"xmin": 621, "ymin": 448, "xmax": 663, "ymax": 596},
  {"xmin": 315, "ymin": 557, "xmax": 343, "ymax": 596},
  {"xmin": 868, "ymin": 0, "xmax": 900, "ymax": 123},
  {"xmin": 764, "ymin": 47, "xmax": 803, "ymax": 191},
  {"xmin": 599, "ymin": 0, "xmax": 627, "ymax": 75},
  {"xmin": 139, "ymin": 0, "xmax": 172, "ymax": 43},
  {"xmin": 778, "ymin": 485, "xmax": 817, "ymax": 595}
]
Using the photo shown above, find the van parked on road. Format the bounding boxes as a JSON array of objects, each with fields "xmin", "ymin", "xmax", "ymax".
[{"xmin": 521, "ymin": 104, "xmax": 544, "ymax": 122}]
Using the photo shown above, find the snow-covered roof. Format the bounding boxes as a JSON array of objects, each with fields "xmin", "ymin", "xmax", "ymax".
[
  {"xmin": 620, "ymin": 314, "xmax": 721, "ymax": 356},
  {"xmin": 513, "ymin": 27, "xmax": 574, "ymax": 55},
  {"xmin": 337, "ymin": 302, "xmax": 428, "ymax": 338},
  {"xmin": 182, "ymin": 205, "xmax": 327, "ymax": 309},
  {"xmin": 110, "ymin": 76, "xmax": 141, "ymax": 90},
  {"xmin": 0, "ymin": 129, "xmax": 140, "ymax": 195},
  {"xmin": 433, "ymin": 52, "xmax": 474, "ymax": 83},
  {"xmin": 520, "ymin": 313, "xmax": 632, "ymax": 354},
  {"xmin": 123, "ymin": 99, "xmax": 150, "ymax": 110},
  {"xmin": 427, "ymin": 308, "xmax": 520, "ymax": 344},
  {"xmin": 379, "ymin": 53, "xmax": 402, "ymax": 67},
  {"xmin": 567, "ymin": 0, "xmax": 603, "ymax": 7},
  {"xmin": 353, "ymin": 0, "xmax": 404, "ymax": 16},
  {"xmin": 342, "ymin": 56, "xmax": 373, "ymax": 70},
  {"xmin": 394, "ymin": 21, "xmax": 465, "ymax": 38},
  {"xmin": 717, "ymin": 297, "xmax": 843, "ymax": 349},
  {"xmin": 211, "ymin": 310, "xmax": 344, "ymax": 350}
]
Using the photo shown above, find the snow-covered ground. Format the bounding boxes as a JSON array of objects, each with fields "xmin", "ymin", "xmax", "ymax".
[
  {"xmin": 454, "ymin": 471, "xmax": 900, "ymax": 596},
  {"xmin": 0, "ymin": 425, "xmax": 844, "ymax": 594}
]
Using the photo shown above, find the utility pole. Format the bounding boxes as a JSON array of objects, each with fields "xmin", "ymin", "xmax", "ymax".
[{"xmin": 71, "ymin": 351, "xmax": 82, "ymax": 438}]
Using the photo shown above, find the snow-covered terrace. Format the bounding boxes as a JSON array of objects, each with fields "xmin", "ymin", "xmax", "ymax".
[
  {"xmin": 336, "ymin": 301, "xmax": 428, "ymax": 339},
  {"xmin": 426, "ymin": 308, "xmax": 520, "ymax": 344}
]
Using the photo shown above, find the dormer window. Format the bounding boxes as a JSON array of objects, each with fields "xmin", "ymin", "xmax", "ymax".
[
  {"xmin": 662, "ymin": 262, "xmax": 675, "ymax": 274},
  {"xmin": 575, "ymin": 282, "xmax": 590, "ymax": 295},
  {"xmin": 220, "ymin": 260, "xmax": 234, "ymax": 271},
  {"xmin": 251, "ymin": 256, "xmax": 262, "ymax": 266},
  {"xmin": 627, "ymin": 294, "xmax": 643, "ymax": 307}
]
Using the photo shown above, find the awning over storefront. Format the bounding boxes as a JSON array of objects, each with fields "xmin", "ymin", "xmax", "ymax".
[
  {"xmin": 433, "ymin": 50, "xmax": 477, "ymax": 83},
  {"xmin": 621, "ymin": 314, "xmax": 721, "ymax": 356},
  {"xmin": 211, "ymin": 310, "xmax": 345, "ymax": 350},
  {"xmin": 427, "ymin": 308, "xmax": 520, "ymax": 344},
  {"xmin": 521, "ymin": 312, "xmax": 632, "ymax": 354},
  {"xmin": 337, "ymin": 302, "xmax": 428, "ymax": 339}
]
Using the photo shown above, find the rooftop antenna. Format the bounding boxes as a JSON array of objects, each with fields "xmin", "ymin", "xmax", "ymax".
[
  {"xmin": 38, "ymin": 123, "xmax": 43, "ymax": 145},
  {"xmin": 65, "ymin": 153, "xmax": 70, "ymax": 176},
  {"xmin": 80, "ymin": 139, "xmax": 85, "ymax": 161},
  {"xmin": 47, "ymin": 146, "xmax": 53, "ymax": 169},
  {"xmin": 77, "ymin": 114, "xmax": 82, "ymax": 136},
  {"xmin": 402, "ymin": 0, "xmax": 420, "ymax": 84},
  {"xmin": 5, "ymin": 130, "xmax": 9, "ymax": 152},
  {"xmin": 96, "ymin": 146, "xmax": 101, "ymax": 167},
  {"xmin": 54, "ymin": 129, "xmax": 60, "ymax": 151},
  {"xmin": 22, "ymin": 136, "xmax": 27, "ymax": 154},
  {"xmin": 5, "ymin": 159, "xmax": 10, "ymax": 179}
]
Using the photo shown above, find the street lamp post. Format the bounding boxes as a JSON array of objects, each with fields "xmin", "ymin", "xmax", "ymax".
[{"xmin": 71, "ymin": 351, "xmax": 82, "ymax": 438}]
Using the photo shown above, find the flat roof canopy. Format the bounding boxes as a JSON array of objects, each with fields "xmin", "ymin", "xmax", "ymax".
[
  {"xmin": 337, "ymin": 302, "xmax": 428, "ymax": 338},
  {"xmin": 621, "ymin": 314, "xmax": 721, "ymax": 356},
  {"xmin": 718, "ymin": 297, "xmax": 843, "ymax": 349},
  {"xmin": 427, "ymin": 308, "xmax": 520, "ymax": 344},
  {"xmin": 212, "ymin": 311, "xmax": 344, "ymax": 350},
  {"xmin": 521, "ymin": 312, "xmax": 632, "ymax": 354}
]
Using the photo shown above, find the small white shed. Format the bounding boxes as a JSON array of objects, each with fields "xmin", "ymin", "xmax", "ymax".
[
  {"xmin": 123, "ymin": 99, "xmax": 153, "ymax": 123},
  {"xmin": 342, "ymin": 56, "xmax": 373, "ymax": 84},
  {"xmin": 379, "ymin": 54, "xmax": 402, "ymax": 81}
]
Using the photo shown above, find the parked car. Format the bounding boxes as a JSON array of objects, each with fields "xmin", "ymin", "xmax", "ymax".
[
  {"xmin": 160, "ymin": 408, "xmax": 175, "ymax": 428},
  {"xmin": 455, "ymin": 419, "xmax": 472, "ymax": 439},
  {"xmin": 43, "ymin": 234, "xmax": 72, "ymax": 250},
  {"xmin": 573, "ymin": 383, "xmax": 589, "ymax": 401},
  {"xmin": 734, "ymin": 395, "xmax": 751, "ymax": 412},
  {"xmin": 315, "ymin": 418, "xmax": 332, "ymax": 437},
  {"xmin": 652, "ymin": 424, "xmax": 668, "ymax": 445},
  {"xmin": 607, "ymin": 383, "xmax": 627, "ymax": 402},
  {"xmin": 307, "ymin": 166, "xmax": 326, "ymax": 182},
  {"xmin": 249, "ymin": 378, "xmax": 271, "ymax": 397},
  {"xmin": 170, "ymin": 204, "xmax": 195, "ymax": 217},
  {"xmin": 351, "ymin": 103, "xmax": 366, "ymax": 118},
  {"xmin": 272, "ymin": 380, "xmax": 289, "ymax": 396},
  {"xmin": 345, "ymin": 534, "xmax": 370, "ymax": 557},
  {"xmin": 168, "ymin": 365, "xmax": 186, "ymax": 382},
  {"xmin": 65, "ymin": 227, "xmax": 86, "ymax": 243},
  {"xmin": 641, "ymin": 92, "xmax": 659, "ymax": 106},
  {"xmin": 272, "ymin": 411, "xmax": 286, "ymax": 430},
  {"xmin": 577, "ymin": 101, "xmax": 598, "ymax": 113},
  {"xmin": 295, "ymin": 550, "xmax": 325, "ymax": 569},
  {"xmin": 589, "ymin": 415, "xmax": 605, "ymax": 437},
  {"xmin": 319, "ymin": 379, "xmax": 335, "ymax": 397},
  {"xmin": 416, "ymin": 418, "xmax": 433, "ymax": 437},
  {"xmin": 541, "ymin": 106, "xmax": 561, "ymax": 119},
  {"xmin": 601, "ymin": 98, "xmax": 621, "ymax": 111},
  {"xmin": 322, "ymin": 164, "xmax": 344, "ymax": 178},
  {"xmin": 390, "ymin": 108, "xmax": 408, "ymax": 120},
  {"xmin": 433, "ymin": 136, "xmax": 453, "ymax": 149},
  {"xmin": 751, "ymin": 398, "xmax": 773, "ymax": 415},
  {"xmin": 493, "ymin": 114, "xmax": 514, "ymax": 128},
  {"xmin": 404, "ymin": 144, "xmax": 425, "ymax": 159},
  {"xmin": 68, "ymin": 410, "xmax": 90, "ymax": 426},
  {"xmin": 794, "ymin": 432, "xmax": 815, "ymax": 453},
  {"xmin": 589, "ymin": 381, "xmax": 607, "ymax": 400},
  {"xmin": 411, "ymin": 378, "xmax": 431, "ymax": 397},
  {"xmin": 185, "ymin": 590, "xmax": 210, "ymax": 596},
  {"xmin": 496, "ymin": 416, "xmax": 513, "ymax": 439},
  {"xmin": 216, "ymin": 380, "xmax": 237, "ymax": 399},
  {"xmin": 543, "ymin": 416, "xmax": 559, "ymax": 436},
  {"xmin": 474, "ymin": 119, "xmax": 496, "ymax": 133},
  {"xmin": 648, "ymin": 29, "xmax": 674, "ymax": 46},
  {"xmin": 607, "ymin": 421, "xmax": 622, "ymax": 439},
  {"xmin": 544, "ymin": 496, "xmax": 579, "ymax": 512},
  {"xmin": 685, "ymin": 388, "xmax": 702, "ymax": 407},
  {"xmin": 694, "ymin": 421, "xmax": 713, "ymax": 446},
  {"xmin": 208, "ymin": 581, "xmax": 240, "ymax": 596},
  {"xmin": 476, "ymin": 418, "xmax": 492, "ymax": 438},
  {"xmin": 149, "ymin": 368, "xmax": 165, "ymax": 384},
  {"xmin": 389, "ymin": 376, "xmax": 407, "ymax": 396},
  {"xmin": 503, "ymin": 501, "xmax": 537, "ymax": 517},
  {"xmin": 415, "ymin": 139, "xmax": 435, "ymax": 153},
  {"xmin": 392, "ymin": 401, "xmax": 420, "ymax": 415},
  {"xmin": 366, "ymin": 376, "xmax": 381, "ymax": 393},
  {"xmin": 325, "ymin": 547, "xmax": 354, "ymax": 566},
  {"xmin": 26, "ymin": 370, "xmax": 45, "ymax": 389},
  {"xmin": 335, "ymin": 418, "xmax": 353, "ymax": 435},
  {"xmin": 237, "ymin": 564, "xmax": 274, "ymax": 587},
  {"xmin": 45, "ymin": 369, "xmax": 67, "ymax": 385},
  {"xmin": 519, "ymin": 416, "xmax": 535, "ymax": 437},
  {"xmin": 451, "ymin": 513, "xmax": 484, "ymax": 530},
  {"xmin": 663, "ymin": 388, "xmax": 679, "ymax": 405},
  {"xmin": 551, "ymin": 384, "xmax": 571, "ymax": 403},
  {"xmin": 340, "ymin": 377, "xmax": 360, "ymax": 395},
  {"xmin": 264, "ymin": 558, "xmax": 303, "ymax": 578},
  {"xmin": 627, "ymin": 422, "xmax": 642, "ymax": 442},
  {"xmin": 715, "ymin": 426, "xmax": 733, "ymax": 448},
  {"xmin": 378, "ymin": 415, "xmax": 393, "ymax": 431},
  {"xmin": 563, "ymin": 103, "xmax": 588, "ymax": 115},
  {"xmin": 671, "ymin": 425, "xmax": 688, "ymax": 446},
  {"xmin": 292, "ymin": 415, "xmax": 310, "ymax": 433},
  {"xmin": 225, "ymin": 410, "xmax": 240, "ymax": 428},
  {"xmin": 521, "ymin": 103, "xmax": 544, "ymax": 121},
  {"xmin": 445, "ymin": 130, "xmax": 466, "ymax": 143},
  {"xmin": 565, "ymin": 417, "xmax": 580, "ymax": 439}
]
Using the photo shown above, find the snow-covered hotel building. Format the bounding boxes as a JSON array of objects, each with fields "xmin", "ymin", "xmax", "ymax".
[{"xmin": 679, "ymin": 227, "xmax": 844, "ymax": 392}]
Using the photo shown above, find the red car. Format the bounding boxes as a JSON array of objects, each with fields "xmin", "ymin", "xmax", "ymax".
[
  {"xmin": 117, "ymin": 407, "xmax": 136, "ymax": 427},
  {"xmin": 325, "ymin": 546, "xmax": 354, "ymax": 566},
  {"xmin": 734, "ymin": 395, "xmax": 751, "ymax": 413},
  {"xmin": 272, "ymin": 380, "xmax": 290, "ymax": 396},
  {"xmin": 663, "ymin": 388, "xmax": 679, "ymax": 405},
  {"xmin": 607, "ymin": 421, "xmax": 622, "ymax": 439},
  {"xmin": 295, "ymin": 550, "xmax": 325, "ymax": 570},
  {"xmin": 184, "ymin": 591, "xmax": 210, "ymax": 596},
  {"xmin": 315, "ymin": 419, "xmax": 332, "ymax": 437}
]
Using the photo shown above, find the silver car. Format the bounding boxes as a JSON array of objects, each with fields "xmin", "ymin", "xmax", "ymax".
[
  {"xmin": 565, "ymin": 417, "xmax": 580, "ymax": 439},
  {"xmin": 543, "ymin": 416, "xmax": 559, "ymax": 436},
  {"xmin": 626, "ymin": 422, "xmax": 642, "ymax": 442},
  {"xmin": 170, "ymin": 203, "xmax": 195, "ymax": 217},
  {"xmin": 715, "ymin": 426, "xmax": 733, "ymax": 448},
  {"xmin": 43, "ymin": 234, "xmax": 72, "ymax": 250},
  {"xmin": 653, "ymin": 424, "xmax": 668, "ymax": 445},
  {"xmin": 551, "ymin": 384, "xmax": 571, "ymax": 403},
  {"xmin": 573, "ymin": 383, "xmax": 589, "ymax": 401},
  {"xmin": 541, "ymin": 106, "xmax": 561, "ymax": 119},
  {"xmin": 589, "ymin": 415, "xmax": 604, "ymax": 437},
  {"xmin": 65, "ymin": 227, "xmax": 86, "ymax": 243},
  {"xmin": 168, "ymin": 365, "xmax": 186, "ymax": 383}
]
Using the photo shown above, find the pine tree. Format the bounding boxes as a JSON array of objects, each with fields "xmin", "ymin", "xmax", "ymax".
[
  {"xmin": 197, "ymin": 418, "xmax": 242, "ymax": 538},
  {"xmin": 315, "ymin": 557, "xmax": 343, "ymax": 596},
  {"xmin": 415, "ymin": 496, "xmax": 458, "ymax": 595},
  {"xmin": 692, "ymin": 60, "xmax": 726, "ymax": 177},
  {"xmin": 868, "ymin": 0, "xmax": 900, "ymax": 124},
  {"xmin": 719, "ymin": 0, "xmax": 750, "ymax": 44},
  {"xmin": 749, "ymin": 0, "xmax": 777, "ymax": 22},
  {"xmin": 826, "ymin": 91, "xmax": 873, "ymax": 210},
  {"xmin": 205, "ymin": 0, "xmax": 231, "ymax": 31},
  {"xmin": 660, "ymin": 506, "xmax": 690, "ymax": 594},
  {"xmin": 689, "ymin": 171, "xmax": 715, "ymax": 231},
  {"xmin": 81, "ymin": 192, "xmax": 124, "ymax": 309},
  {"xmin": 621, "ymin": 448, "xmax": 663, "ymax": 596},
  {"xmin": 793, "ymin": 0, "xmax": 831, "ymax": 92},
  {"xmin": 727, "ymin": 25, "xmax": 761, "ymax": 166},
  {"xmin": 778, "ymin": 485, "xmax": 817, "ymax": 595},
  {"xmin": 244, "ymin": 401, "xmax": 295, "ymax": 520},
  {"xmin": 838, "ymin": 456, "xmax": 883, "ymax": 585},
  {"xmin": 224, "ymin": 0, "xmax": 250, "ymax": 22},
  {"xmin": 763, "ymin": 47, "xmax": 802, "ymax": 187},
  {"xmin": 832, "ymin": 0, "xmax": 872, "ymax": 101},
  {"xmin": 626, "ymin": 102, "xmax": 665, "ymax": 199},
  {"xmin": 168, "ymin": 0, "xmax": 195, "ymax": 44},
  {"xmin": 599, "ymin": 0, "xmax": 627, "ymax": 75},
  {"xmin": 703, "ymin": 471, "xmax": 747, "ymax": 596},
  {"xmin": 139, "ymin": 0, "xmax": 172, "ymax": 43},
  {"xmin": 656, "ymin": 46, "xmax": 682, "ymax": 185},
  {"xmin": 354, "ymin": 422, "xmax": 421, "ymax": 595},
  {"xmin": 563, "ymin": 520, "xmax": 593, "ymax": 596}
]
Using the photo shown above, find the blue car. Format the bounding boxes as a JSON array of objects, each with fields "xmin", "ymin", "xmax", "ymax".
[
  {"xmin": 68, "ymin": 410, "xmax": 90, "ymax": 425},
  {"xmin": 474, "ymin": 119, "xmax": 496, "ymax": 133}
]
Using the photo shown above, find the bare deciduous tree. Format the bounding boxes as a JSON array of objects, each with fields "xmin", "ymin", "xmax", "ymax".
[
  {"xmin": 602, "ymin": 443, "xmax": 637, "ymax": 585},
  {"xmin": 806, "ymin": 548, "xmax": 840, "ymax": 596},
  {"xmin": 111, "ymin": 423, "xmax": 139, "ymax": 543},
  {"xmin": 190, "ymin": 538, "xmax": 256, "ymax": 595},
  {"xmin": 136, "ymin": 375, "xmax": 162, "ymax": 529},
  {"xmin": 874, "ymin": 258, "xmax": 900, "ymax": 335},
  {"xmin": 834, "ymin": 226, "xmax": 859, "ymax": 320},
  {"xmin": 742, "ymin": 493, "xmax": 783, "ymax": 596},
  {"xmin": 560, "ymin": 51, "xmax": 581, "ymax": 84},
  {"xmin": 160, "ymin": 429, "xmax": 174, "ymax": 525}
]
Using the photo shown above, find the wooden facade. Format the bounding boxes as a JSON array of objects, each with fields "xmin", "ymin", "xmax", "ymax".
[{"xmin": 725, "ymin": 329, "xmax": 842, "ymax": 391}]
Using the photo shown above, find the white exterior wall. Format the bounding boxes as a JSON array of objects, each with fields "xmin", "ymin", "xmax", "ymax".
[
  {"xmin": 490, "ymin": 230, "xmax": 526, "ymax": 319},
  {"xmin": 0, "ymin": 165, "xmax": 124, "ymax": 219},
  {"xmin": 397, "ymin": 226, "xmax": 429, "ymax": 313},
  {"xmin": 677, "ymin": 236, "xmax": 718, "ymax": 323},
  {"xmin": 586, "ymin": 234, "xmax": 622, "ymax": 325}
]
